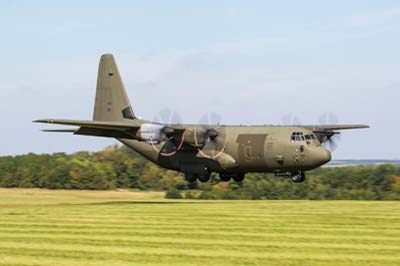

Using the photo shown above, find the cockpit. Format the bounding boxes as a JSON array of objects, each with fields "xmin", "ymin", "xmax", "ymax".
[{"xmin": 291, "ymin": 132, "xmax": 317, "ymax": 144}]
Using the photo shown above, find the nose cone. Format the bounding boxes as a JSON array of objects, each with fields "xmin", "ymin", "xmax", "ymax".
[{"xmin": 318, "ymin": 148, "xmax": 331, "ymax": 166}]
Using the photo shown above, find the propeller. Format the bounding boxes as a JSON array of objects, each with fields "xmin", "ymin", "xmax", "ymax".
[
  {"xmin": 281, "ymin": 113, "xmax": 302, "ymax": 125},
  {"xmin": 152, "ymin": 108, "xmax": 184, "ymax": 156},
  {"xmin": 199, "ymin": 112, "xmax": 222, "ymax": 125},
  {"xmin": 326, "ymin": 133, "xmax": 340, "ymax": 152},
  {"xmin": 197, "ymin": 128, "xmax": 226, "ymax": 158},
  {"xmin": 154, "ymin": 107, "xmax": 183, "ymax": 124},
  {"xmin": 313, "ymin": 130, "xmax": 340, "ymax": 152},
  {"xmin": 196, "ymin": 112, "xmax": 226, "ymax": 158},
  {"xmin": 317, "ymin": 113, "xmax": 341, "ymax": 152}
]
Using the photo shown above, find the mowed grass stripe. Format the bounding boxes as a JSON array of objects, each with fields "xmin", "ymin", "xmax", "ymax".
[
  {"xmin": 2, "ymin": 234, "xmax": 400, "ymax": 252},
  {"xmin": 3, "ymin": 207, "xmax": 399, "ymax": 218},
  {"xmin": 0, "ymin": 222, "xmax": 400, "ymax": 239},
  {"xmin": 1, "ymin": 233, "xmax": 399, "ymax": 249},
  {"xmin": 0, "ymin": 212, "xmax": 400, "ymax": 229},
  {"xmin": 0, "ymin": 228, "xmax": 400, "ymax": 245},
  {"xmin": 0, "ymin": 189, "xmax": 399, "ymax": 266},
  {"xmin": 2, "ymin": 212, "xmax": 399, "ymax": 225},
  {"xmin": 1, "ymin": 220, "xmax": 399, "ymax": 237},
  {"xmin": 1, "ymin": 242, "xmax": 399, "ymax": 261},
  {"xmin": 4, "ymin": 254, "xmax": 396, "ymax": 266},
  {"xmin": 0, "ymin": 220, "xmax": 400, "ymax": 240}
]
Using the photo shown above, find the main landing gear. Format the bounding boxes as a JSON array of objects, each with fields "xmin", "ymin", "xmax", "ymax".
[
  {"xmin": 184, "ymin": 172, "xmax": 211, "ymax": 183},
  {"xmin": 291, "ymin": 171, "xmax": 305, "ymax": 183},
  {"xmin": 184, "ymin": 172, "xmax": 246, "ymax": 183},
  {"xmin": 219, "ymin": 173, "xmax": 245, "ymax": 182}
]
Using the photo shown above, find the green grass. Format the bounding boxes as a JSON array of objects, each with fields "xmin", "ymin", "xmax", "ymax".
[{"xmin": 0, "ymin": 189, "xmax": 399, "ymax": 266}]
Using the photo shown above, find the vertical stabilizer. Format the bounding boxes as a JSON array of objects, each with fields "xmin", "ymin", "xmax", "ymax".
[{"xmin": 93, "ymin": 54, "xmax": 135, "ymax": 122}]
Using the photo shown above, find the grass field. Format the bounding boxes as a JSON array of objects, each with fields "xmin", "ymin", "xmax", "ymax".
[{"xmin": 0, "ymin": 189, "xmax": 399, "ymax": 266}]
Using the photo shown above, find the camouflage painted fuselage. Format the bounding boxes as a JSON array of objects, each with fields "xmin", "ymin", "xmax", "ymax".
[{"xmin": 120, "ymin": 125, "xmax": 331, "ymax": 174}]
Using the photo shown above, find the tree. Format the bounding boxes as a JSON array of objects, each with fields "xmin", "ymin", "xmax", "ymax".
[
  {"xmin": 165, "ymin": 188, "xmax": 182, "ymax": 199},
  {"xmin": 0, "ymin": 145, "xmax": 399, "ymax": 199}
]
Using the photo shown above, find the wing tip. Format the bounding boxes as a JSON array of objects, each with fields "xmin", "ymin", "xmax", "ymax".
[
  {"xmin": 33, "ymin": 119, "xmax": 53, "ymax": 123},
  {"xmin": 41, "ymin": 129, "xmax": 78, "ymax": 133},
  {"xmin": 357, "ymin": 124, "xmax": 370, "ymax": 129}
]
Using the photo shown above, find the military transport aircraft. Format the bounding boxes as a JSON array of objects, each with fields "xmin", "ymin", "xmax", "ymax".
[{"xmin": 34, "ymin": 54, "xmax": 369, "ymax": 183}]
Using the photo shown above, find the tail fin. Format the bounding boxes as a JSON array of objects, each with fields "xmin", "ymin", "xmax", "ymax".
[{"xmin": 93, "ymin": 54, "xmax": 136, "ymax": 122}]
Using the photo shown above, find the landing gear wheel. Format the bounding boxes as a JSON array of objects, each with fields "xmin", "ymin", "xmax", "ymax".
[
  {"xmin": 198, "ymin": 173, "xmax": 211, "ymax": 183},
  {"xmin": 233, "ymin": 173, "xmax": 245, "ymax": 182},
  {"xmin": 219, "ymin": 173, "xmax": 231, "ymax": 182},
  {"xmin": 291, "ymin": 171, "xmax": 305, "ymax": 183},
  {"xmin": 185, "ymin": 173, "xmax": 198, "ymax": 183}
]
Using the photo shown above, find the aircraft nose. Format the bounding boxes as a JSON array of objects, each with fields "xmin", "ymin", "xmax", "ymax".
[{"xmin": 318, "ymin": 148, "xmax": 331, "ymax": 165}]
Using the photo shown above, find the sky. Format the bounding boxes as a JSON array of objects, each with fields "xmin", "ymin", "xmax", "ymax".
[{"xmin": 0, "ymin": 1, "xmax": 399, "ymax": 159}]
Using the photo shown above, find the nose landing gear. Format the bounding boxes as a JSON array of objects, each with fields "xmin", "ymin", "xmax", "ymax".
[{"xmin": 291, "ymin": 171, "xmax": 305, "ymax": 183}]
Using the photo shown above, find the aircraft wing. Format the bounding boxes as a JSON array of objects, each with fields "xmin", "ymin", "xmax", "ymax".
[
  {"xmin": 34, "ymin": 119, "xmax": 142, "ymax": 139},
  {"xmin": 34, "ymin": 119, "xmax": 187, "ymax": 140},
  {"xmin": 302, "ymin": 124, "xmax": 370, "ymax": 131},
  {"xmin": 301, "ymin": 124, "xmax": 369, "ymax": 143}
]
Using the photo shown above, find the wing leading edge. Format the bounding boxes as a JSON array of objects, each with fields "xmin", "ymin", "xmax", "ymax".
[{"xmin": 302, "ymin": 124, "xmax": 370, "ymax": 131}]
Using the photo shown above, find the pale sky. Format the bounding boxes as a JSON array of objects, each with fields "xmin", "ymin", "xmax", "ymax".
[{"xmin": 0, "ymin": 1, "xmax": 399, "ymax": 159}]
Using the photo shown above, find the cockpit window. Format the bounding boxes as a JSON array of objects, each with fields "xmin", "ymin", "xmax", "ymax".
[
  {"xmin": 292, "ymin": 132, "xmax": 317, "ymax": 142},
  {"xmin": 291, "ymin": 132, "xmax": 305, "ymax": 142},
  {"xmin": 303, "ymin": 134, "xmax": 317, "ymax": 143}
]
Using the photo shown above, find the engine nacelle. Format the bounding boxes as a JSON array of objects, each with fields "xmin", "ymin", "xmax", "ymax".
[{"xmin": 138, "ymin": 124, "xmax": 165, "ymax": 144}]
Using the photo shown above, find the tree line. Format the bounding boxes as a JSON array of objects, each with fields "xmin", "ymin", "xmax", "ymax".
[{"xmin": 0, "ymin": 145, "xmax": 399, "ymax": 200}]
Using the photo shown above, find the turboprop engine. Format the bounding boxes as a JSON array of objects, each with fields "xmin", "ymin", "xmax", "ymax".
[
  {"xmin": 137, "ymin": 124, "xmax": 220, "ymax": 149},
  {"xmin": 137, "ymin": 124, "xmax": 174, "ymax": 144}
]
